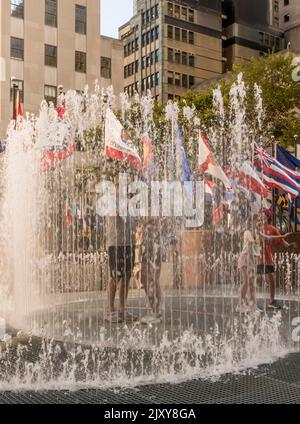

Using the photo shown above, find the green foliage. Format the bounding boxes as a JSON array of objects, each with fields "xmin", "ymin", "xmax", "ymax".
[{"xmin": 180, "ymin": 53, "xmax": 300, "ymax": 148}]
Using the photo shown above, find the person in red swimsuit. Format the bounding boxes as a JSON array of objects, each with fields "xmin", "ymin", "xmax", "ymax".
[{"xmin": 257, "ymin": 208, "xmax": 295, "ymax": 309}]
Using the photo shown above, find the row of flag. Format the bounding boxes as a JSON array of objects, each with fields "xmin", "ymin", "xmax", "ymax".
[{"xmin": 11, "ymin": 93, "xmax": 300, "ymax": 214}]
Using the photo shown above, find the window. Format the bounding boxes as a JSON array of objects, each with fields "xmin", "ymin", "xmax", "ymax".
[
  {"xmin": 188, "ymin": 9, "xmax": 194, "ymax": 23},
  {"xmin": 75, "ymin": 5, "xmax": 87, "ymax": 34},
  {"xmin": 155, "ymin": 49, "xmax": 159, "ymax": 63},
  {"xmin": 284, "ymin": 14, "xmax": 290, "ymax": 22},
  {"xmin": 174, "ymin": 5, "xmax": 180, "ymax": 19},
  {"xmin": 45, "ymin": 0, "xmax": 57, "ymax": 27},
  {"xmin": 155, "ymin": 72, "xmax": 159, "ymax": 86},
  {"xmin": 10, "ymin": 79, "xmax": 24, "ymax": 103},
  {"xmin": 182, "ymin": 51, "xmax": 187, "ymax": 65},
  {"xmin": 189, "ymin": 75, "xmax": 195, "ymax": 87},
  {"xmin": 168, "ymin": 48, "xmax": 173, "ymax": 62},
  {"xmin": 182, "ymin": 29, "xmax": 187, "ymax": 43},
  {"xmin": 168, "ymin": 25, "xmax": 173, "ymax": 39},
  {"xmin": 167, "ymin": 2, "xmax": 173, "ymax": 16},
  {"xmin": 11, "ymin": 0, "xmax": 24, "ymax": 19},
  {"xmin": 189, "ymin": 31, "xmax": 194, "ymax": 44},
  {"xmin": 168, "ymin": 71, "xmax": 174, "ymax": 85},
  {"xmin": 175, "ymin": 51, "xmax": 181, "ymax": 64},
  {"xmin": 174, "ymin": 72, "xmax": 181, "ymax": 86},
  {"xmin": 189, "ymin": 54, "xmax": 195, "ymax": 67},
  {"xmin": 75, "ymin": 51, "xmax": 86, "ymax": 73},
  {"xmin": 45, "ymin": 44, "xmax": 57, "ymax": 67},
  {"xmin": 284, "ymin": 0, "xmax": 289, "ymax": 5},
  {"xmin": 11, "ymin": 37, "xmax": 24, "ymax": 60},
  {"xmin": 101, "ymin": 56, "xmax": 111, "ymax": 79},
  {"xmin": 182, "ymin": 74, "xmax": 188, "ymax": 88},
  {"xmin": 175, "ymin": 27, "xmax": 180, "ymax": 41},
  {"xmin": 182, "ymin": 7, "xmax": 187, "ymax": 21},
  {"xmin": 44, "ymin": 85, "xmax": 57, "ymax": 105}
]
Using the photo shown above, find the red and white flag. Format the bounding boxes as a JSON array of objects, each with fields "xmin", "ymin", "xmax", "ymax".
[
  {"xmin": 238, "ymin": 161, "xmax": 269, "ymax": 198},
  {"xmin": 105, "ymin": 109, "xmax": 142, "ymax": 171},
  {"xmin": 198, "ymin": 131, "xmax": 231, "ymax": 189}
]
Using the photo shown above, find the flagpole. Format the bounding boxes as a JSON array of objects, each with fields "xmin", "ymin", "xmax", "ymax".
[{"xmin": 11, "ymin": 77, "xmax": 18, "ymax": 129}]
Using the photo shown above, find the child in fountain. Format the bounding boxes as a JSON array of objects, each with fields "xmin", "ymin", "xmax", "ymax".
[
  {"xmin": 257, "ymin": 209, "xmax": 295, "ymax": 310},
  {"xmin": 105, "ymin": 192, "xmax": 137, "ymax": 323}
]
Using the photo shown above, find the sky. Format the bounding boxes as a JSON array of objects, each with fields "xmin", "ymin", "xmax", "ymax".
[{"xmin": 101, "ymin": 0, "xmax": 134, "ymax": 38}]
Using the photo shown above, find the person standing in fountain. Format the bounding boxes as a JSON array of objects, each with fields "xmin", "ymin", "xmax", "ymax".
[
  {"xmin": 257, "ymin": 209, "xmax": 295, "ymax": 310},
  {"xmin": 106, "ymin": 208, "xmax": 137, "ymax": 323},
  {"xmin": 237, "ymin": 215, "xmax": 261, "ymax": 313},
  {"xmin": 139, "ymin": 217, "xmax": 164, "ymax": 325}
]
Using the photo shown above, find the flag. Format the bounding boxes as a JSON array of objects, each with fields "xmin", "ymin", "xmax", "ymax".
[
  {"xmin": 277, "ymin": 145, "xmax": 300, "ymax": 187},
  {"xmin": 13, "ymin": 89, "xmax": 23, "ymax": 120},
  {"xmin": 238, "ymin": 160, "xmax": 269, "ymax": 198},
  {"xmin": 142, "ymin": 133, "xmax": 154, "ymax": 170},
  {"xmin": 198, "ymin": 131, "xmax": 231, "ymax": 189},
  {"xmin": 105, "ymin": 109, "xmax": 142, "ymax": 171},
  {"xmin": 41, "ymin": 139, "xmax": 76, "ymax": 173},
  {"xmin": 254, "ymin": 144, "xmax": 300, "ymax": 198}
]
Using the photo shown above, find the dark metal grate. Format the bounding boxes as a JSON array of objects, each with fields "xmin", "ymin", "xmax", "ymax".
[{"xmin": 1, "ymin": 353, "xmax": 300, "ymax": 404}]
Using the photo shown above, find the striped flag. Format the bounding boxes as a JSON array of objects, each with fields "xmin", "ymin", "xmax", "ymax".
[{"xmin": 254, "ymin": 144, "xmax": 300, "ymax": 198}]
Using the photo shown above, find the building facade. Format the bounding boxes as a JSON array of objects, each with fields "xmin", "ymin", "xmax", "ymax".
[
  {"xmin": 120, "ymin": 0, "xmax": 223, "ymax": 103},
  {"xmin": 222, "ymin": 0, "xmax": 285, "ymax": 71},
  {"xmin": 0, "ymin": 0, "xmax": 124, "ymax": 138},
  {"xmin": 280, "ymin": 0, "xmax": 300, "ymax": 51}
]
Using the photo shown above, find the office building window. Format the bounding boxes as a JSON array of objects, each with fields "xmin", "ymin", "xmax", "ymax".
[
  {"xmin": 45, "ymin": 0, "xmax": 57, "ymax": 27},
  {"xmin": 174, "ymin": 5, "xmax": 180, "ymax": 19},
  {"xmin": 182, "ymin": 74, "xmax": 188, "ymax": 88},
  {"xmin": 11, "ymin": 0, "xmax": 24, "ymax": 19},
  {"xmin": 188, "ymin": 9, "xmax": 194, "ymax": 23},
  {"xmin": 182, "ymin": 7, "xmax": 187, "ymax": 21},
  {"xmin": 75, "ymin": 4, "xmax": 87, "ymax": 34},
  {"xmin": 189, "ymin": 75, "xmax": 195, "ymax": 87},
  {"xmin": 175, "ymin": 51, "xmax": 181, "ymax": 64},
  {"xmin": 167, "ymin": 2, "xmax": 173, "ymax": 16},
  {"xmin": 11, "ymin": 37, "xmax": 24, "ymax": 60},
  {"xmin": 168, "ymin": 48, "xmax": 173, "ymax": 62},
  {"xmin": 175, "ymin": 27, "xmax": 180, "ymax": 41},
  {"xmin": 10, "ymin": 79, "xmax": 24, "ymax": 102},
  {"xmin": 75, "ymin": 51, "xmax": 86, "ymax": 73},
  {"xmin": 189, "ymin": 31, "xmax": 194, "ymax": 44},
  {"xmin": 101, "ymin": 56, "xmax": 111, "ymax": 79},
  {"xmin": 182, "ymin": 51, "xmax": 187, "ymax": 65},
  {"xmin": 44, "ymin": 85, "xmax": 57, "ymax": 105},
  {"xmin": 182, "ymin": 29, "xmax": 187, "ymax": 43},
  {"xmin": 45, "ymin": 44, "xmax": 57, "ymax": 67},
  {"xmin": 174, "ymin": 72, "xmax": 181, "ymax": 86},
  {"xmin": 168, "ymin": 25, "xmax": 173, "ymax": 39},
  {"xmin": 189, "ymin": 54, "xmax": 195, "ymax": 67},
  {"xmin": 168, "ymin": 71, "xmax": 174, "ymax": 84}
]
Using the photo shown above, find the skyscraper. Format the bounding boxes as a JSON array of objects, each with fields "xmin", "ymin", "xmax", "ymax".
[
  {"xmin": 280, "ymin": 0, "xmax": 300, "ymax": 50},
  {"xmin": 119, "ymin": 0, "xmax": 223, "ymax": 103},
  {"xmin": 0, "ymin": 0, "xmax": 123, "ymax": 138},
  {"xmin": 222, "ymin": 0, "xmax": 285, "ymax": 71}
]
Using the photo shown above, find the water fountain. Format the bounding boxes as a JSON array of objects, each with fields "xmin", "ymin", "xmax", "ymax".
[{"xmin": 0, "ymin": 77, "xmax": 298, "ymax": 391}]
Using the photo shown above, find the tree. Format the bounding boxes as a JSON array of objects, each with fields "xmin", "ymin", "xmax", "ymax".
[{"xmin": 180, "ymin": 53, "xmax": 300, "ymax": 148}]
